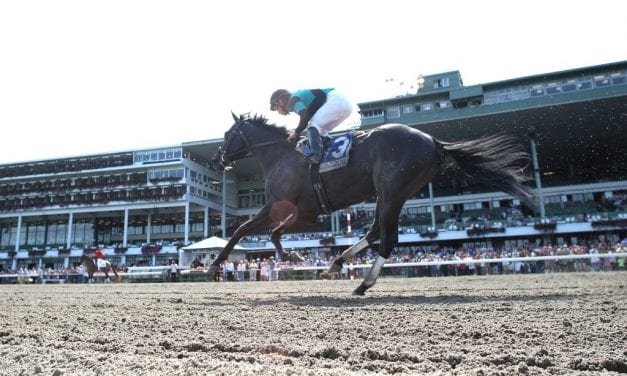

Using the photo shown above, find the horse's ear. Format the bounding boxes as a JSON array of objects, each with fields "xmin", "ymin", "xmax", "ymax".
[{"xmin": 231, "ymin": 111, "xmax": 239, "ymax": 122}]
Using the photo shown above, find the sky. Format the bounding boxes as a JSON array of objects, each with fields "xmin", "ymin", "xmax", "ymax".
[{"xmin": 0, "ymin": 0, "xmax": 625, "ymax": 164}]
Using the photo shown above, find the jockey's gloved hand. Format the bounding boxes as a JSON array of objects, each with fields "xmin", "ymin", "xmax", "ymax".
[{"xmin": 287, "ymin": 131, "xmax": 300, "ymax": 143}]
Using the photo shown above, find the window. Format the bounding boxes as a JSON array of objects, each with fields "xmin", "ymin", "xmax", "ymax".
[
  {"xmin": 433, "ymin": 77, "xmax": 449, "ymax": 89},
  {"xmin": 594, "ymin": 74, "xmax": 610, "ymax": 87},
  {"xmin": 545, "ymin": 83, "xmax": 560, "ymax": 95},
  {"xmin": 530, "ymin": 85, "xmax": 544, "ymax": 97},
  {"xmin": 483, "ymin": 92, "xmax": 497, "ymax": 104},
  {"xmin": 407, "ymin": 207, "xmax": 428, "ymax": 215},
  {"xmin": 386, "ymin": 105, "xmax": 400, "ymax": 118},
  {"xmin": 561, "ymin": 79, "xmax": 577, "ymax": 92},
  {"xmin": 360, "ymin": 109, "xmax": 384, "ymax": 119},
  {"xmin": 577, "ymin": 77, "xmax": 593, "ymax": 90},
  {"xmin": 134, "ymin": 147, "xmax": 182, "ymax": 164},
  {"xmin": 611, "ymin": 72, "xmax": 626, "ymax": 85},
  {"xmin": 420, "ymin": 103, "xmax": 433, "ymax": 111},
  {"xmin": 402, "ymin": 105, "xmax": 413, "ymax": 114},
  {"xmin": 463, "ymin": 202, "xmax": 482, "ymax": 210},
  {"xmin": 434, "ymin": 101, "xmax": 450, "ymax": 109}
]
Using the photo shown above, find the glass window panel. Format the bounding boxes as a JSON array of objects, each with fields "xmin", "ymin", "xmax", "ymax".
[
  {"xmin": 611, "ymin": 73, "xmax": 625, "ymax": 85},
  {"xmin": 386, "ymin": 105, "xmax": 400, "ymax": 118},
  {"xmin": 561, "ymin": 82, "xmax": 576, "ymax": 92},
  {"xmin": 594, "ymin": 75, "xmax": 610, "ymax": 87},
  {"xmin": 577, "ymin": 81, "xmax": 592, "ymax": 90}
]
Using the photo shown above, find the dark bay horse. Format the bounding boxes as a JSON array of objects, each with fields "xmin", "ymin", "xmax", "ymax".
[
  {"xmin": 210, "ymin": 113, "xmax": 534, "ymax": 295},
  {"xmin": 80, "ymin": 255, "xmax": 120, "ymax": 283}
]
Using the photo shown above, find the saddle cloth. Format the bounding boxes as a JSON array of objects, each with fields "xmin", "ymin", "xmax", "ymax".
[
  {"xmin": 97, "ymin": 259, "xmax": 108, "ymax": 268},
  {"xmin": 319, "ymin": 132, "xmax": 353, "ymax": 173}
]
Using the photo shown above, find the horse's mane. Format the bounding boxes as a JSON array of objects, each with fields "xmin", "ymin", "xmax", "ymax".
[{"xmin": 238, "ymin": 113, "xmax": 289, "ymax": 137}]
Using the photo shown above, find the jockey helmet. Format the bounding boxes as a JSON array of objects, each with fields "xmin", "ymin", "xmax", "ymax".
[{"xmin": 270, "ymin": 89, "xmax": 290, "ymax": 111}]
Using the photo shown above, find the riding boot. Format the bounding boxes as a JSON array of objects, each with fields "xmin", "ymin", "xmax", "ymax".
[{"xmin": 303, "ymin": 127, "xmax": 323, "ymax": 164}]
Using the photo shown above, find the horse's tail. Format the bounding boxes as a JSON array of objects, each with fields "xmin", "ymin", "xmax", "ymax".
[{"xmin": 436, "ymin": 135, "xmax": 536, "ymax": 209}]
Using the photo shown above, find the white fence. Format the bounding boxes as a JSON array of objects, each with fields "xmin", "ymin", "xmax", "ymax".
[{"xmin": 290, "ymin": 253, "xmax": 622, "ymax": 270}]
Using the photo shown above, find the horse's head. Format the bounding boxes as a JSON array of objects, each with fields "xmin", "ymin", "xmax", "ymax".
[
  {"xmin": 211, "ymin": 113, "xmax": 288, "ymax": 171},
  {"xmin": 211, "ymin": 113, "xmax": 253, "ymax": 171}
]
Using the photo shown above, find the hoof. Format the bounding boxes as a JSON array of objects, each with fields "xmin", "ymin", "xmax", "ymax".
[{"xmin": 352, "ymin": 285, "xmax": 366, "ymax": 296}]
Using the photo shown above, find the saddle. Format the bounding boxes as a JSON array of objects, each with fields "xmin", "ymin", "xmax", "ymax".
[{"xmin": 297, "ymin": 132, "xmax": 354, "ymax": 214}]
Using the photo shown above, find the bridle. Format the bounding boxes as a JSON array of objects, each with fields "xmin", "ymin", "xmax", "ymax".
[{"xmin": 218, "ymin": 120, "xmax": 285, "ymax": 169}]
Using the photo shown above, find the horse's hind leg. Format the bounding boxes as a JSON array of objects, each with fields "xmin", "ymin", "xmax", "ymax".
[
  {"xmin": 328, "ymin": 204, "xmax": 382, "ymax": 273},
  {"xmin": 353, "ymin": 196, "xmax": 403, "ymax": 296}
]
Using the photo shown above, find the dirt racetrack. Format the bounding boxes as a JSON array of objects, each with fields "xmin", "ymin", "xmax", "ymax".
[{"xmin": 1, "ymin": 272, "xmax": 625, "ymax": 375}]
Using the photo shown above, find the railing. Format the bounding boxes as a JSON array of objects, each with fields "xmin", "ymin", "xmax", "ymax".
[{"xmin": 1, "ymin": 253, "xmax": 623, "ymax": 284}]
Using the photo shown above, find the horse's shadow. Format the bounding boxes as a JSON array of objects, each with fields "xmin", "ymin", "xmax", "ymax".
[{"xmin": 250, "ymin": 292, "xmax": 580, "ymax": 308}]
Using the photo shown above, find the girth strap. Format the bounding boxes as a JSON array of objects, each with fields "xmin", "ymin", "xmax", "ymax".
[{"xmin": 310, "ymin": 163, "xmax": 333, "ymax": 214}]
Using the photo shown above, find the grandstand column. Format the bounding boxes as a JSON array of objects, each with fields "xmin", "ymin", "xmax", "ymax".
[
  {"xmin": 14, "ymin": 215, "xmax": 22, "ymax": 254},
  {"xmin": 528, "ymin": 127, "xmax": 546, "ymax": 218},
  {"xmin": 146, "ymin": 213, "xmax": 152, "ymax": 244},
  {"xmin": 66, "ymin": 212, "xmax": 73, "ymax": 250},
  {"xmin": 331, "ymin": 211, "xmax": 339, "ymax": 235},
  {"xmin": 123, "ymin": 209, "xmax": 129, "ymax": 247},
  {"xmin": 428, "ymin": 182, "xmax": 436, "ymax": 230},
  {"xmin": 346, "ymin": 208, "xmax": 352, "ymax": 238},
  {"xmin": 204, "ymin": 206, "xmax": 209, "ymax": 238},
  {"xmin": 184, "ymin": 201, "xmax": 190, "ymax": 244},
  {"xmin": 11, "ymin": 216, "xmax": 19, "ymax": 268}
]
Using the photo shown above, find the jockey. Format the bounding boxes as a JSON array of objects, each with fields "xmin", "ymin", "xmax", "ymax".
[
  {"xmin": 270, "ymin": 88, "xmax": 353, "ymax": 165},
  {"xmin": 94, "ymin": 247, "xmax": 104, "ymax": 269}
]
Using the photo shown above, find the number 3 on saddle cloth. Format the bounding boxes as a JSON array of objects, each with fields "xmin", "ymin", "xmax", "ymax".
[
  {"xmin": 296, "ymin": 132, "xmax": 353, "ymax": 173},
  {"xmin": 296, "ymin": 132, "xmax": 354, "ymax": 214},
  {"xmin": 96, "ymin": 259, "xmax": 108, "ymax": 269}
]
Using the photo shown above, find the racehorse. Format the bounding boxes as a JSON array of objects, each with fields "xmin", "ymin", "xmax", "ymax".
[
  {"xmin": 210, "ymin": 113, "xmax": 534, "ymax": 295},
  {"xmin": 79, "ymin": 255, "xmax": 120, "ymax": 283}
]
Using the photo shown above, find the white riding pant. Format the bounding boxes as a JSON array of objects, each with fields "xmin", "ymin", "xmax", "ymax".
[{"xmin": 309, "ymin": 90, "xmax": 353, "ymax": 137}]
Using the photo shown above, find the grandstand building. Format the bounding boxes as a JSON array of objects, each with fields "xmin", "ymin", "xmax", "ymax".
[{"xmin": 1, "ymin": 61, "xmax": 625, "ymax": 271}]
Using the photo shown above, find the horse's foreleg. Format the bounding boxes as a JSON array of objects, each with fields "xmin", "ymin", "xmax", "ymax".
[
  {"xmin": 208, "ymin": 204, "xmax": 274, "ymax": 275},
  {"xmin": 270, "ymin": 214, "xmax": 303, "ymax": 263}
]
